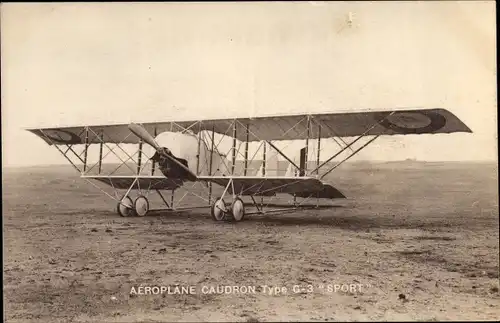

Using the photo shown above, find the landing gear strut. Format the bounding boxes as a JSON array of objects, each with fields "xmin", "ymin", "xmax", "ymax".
[{"xmin": 210, "ymin": 178, "xmax": 246, "ymax": 222}]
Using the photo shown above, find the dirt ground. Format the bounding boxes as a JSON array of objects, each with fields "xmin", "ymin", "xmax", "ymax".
[{"xmin": 3, "ymin": 161, "xmax": 499, "ymax": 322}]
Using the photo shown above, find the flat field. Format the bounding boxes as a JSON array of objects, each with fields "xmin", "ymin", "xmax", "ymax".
[{"xmin": 3, "ymin": 161, "xmax": 499, "ymax": 322}]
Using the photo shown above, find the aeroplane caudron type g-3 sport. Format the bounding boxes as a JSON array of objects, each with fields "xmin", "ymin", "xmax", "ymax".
[{"xmin": 27, "ymin": 108, "xmax": 471, "ymax": 221}]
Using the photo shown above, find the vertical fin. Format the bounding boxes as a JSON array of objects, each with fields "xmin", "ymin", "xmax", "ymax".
[{"xmin": 299, "ymin": 147, "xmax": 307, "ymax": 177}]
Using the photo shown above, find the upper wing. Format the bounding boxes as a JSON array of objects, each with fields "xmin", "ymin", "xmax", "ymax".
[
  {"xmin": 198, "ymin": 175, "xmax": 346, "ymax": 199},
  {"xmin": 26, "ymin": 108, "xmax": 471, "ymax": 145}
]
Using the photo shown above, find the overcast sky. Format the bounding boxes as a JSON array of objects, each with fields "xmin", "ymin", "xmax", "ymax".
[{"xmin": 1, "ymin": 1, "xmax": 497, "ymax": 167}]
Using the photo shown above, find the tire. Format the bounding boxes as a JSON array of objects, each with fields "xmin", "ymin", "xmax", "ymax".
[
  {"xmin": 117, "ymin": 195, "xmax": 134, "ymax": 217},
  {"xmin": 231, "ymin": 197, "xmax": 245, "ymax": 222},
  {"xmin": 134, "ymin": 195, "xmax": 150, "ymax": 217},
  {"xmin": 211, "ymin": 197, "xmax": 226, "ymax": 221}
]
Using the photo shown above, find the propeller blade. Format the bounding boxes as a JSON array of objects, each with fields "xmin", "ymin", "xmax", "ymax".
[{"xmin": 128, "ymin": 123, "xmax": 161, "ymax": 151}]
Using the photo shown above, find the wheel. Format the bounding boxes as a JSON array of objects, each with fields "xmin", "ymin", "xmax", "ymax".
[
  {"xmin": 211, "ymin": 197, "xmax": 227, "ymax": 221},
  {"xmin": 134, "ymin": 195, "xmax": 150, "ymax": 217},
  {"xmin": 231, "ymin": 197, "xmax": 245, "ymax": 222},
  {"xmin": 117, "ymin": 196, "xmax": 134, "ymax": 217}
]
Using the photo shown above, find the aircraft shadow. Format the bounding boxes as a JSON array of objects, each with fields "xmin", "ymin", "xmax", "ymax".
[
  {"xmin": 111, "ymin": 206, "xmax": 458, "ymax": 231},
  {"xmin": 243, "ymin": 212, "xmax": 458, "ymax": 231}
]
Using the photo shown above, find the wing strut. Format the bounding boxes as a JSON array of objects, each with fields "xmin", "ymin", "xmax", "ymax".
[
  {"xmin": 310, "ymin": 111, "xmax": 395, "ymax": 175},
  {"xmin": 266, "ymin": 140, "xmax": 301, "ymax": 172},
  {"xmin": 319, "ymin": 134, "xmax": 381, "ymax": 180}
]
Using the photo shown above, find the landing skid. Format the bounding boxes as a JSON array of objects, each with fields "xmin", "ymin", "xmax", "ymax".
[{"xmin": 115, "ymin": 189, "xmax": 210, "ymax": 217}]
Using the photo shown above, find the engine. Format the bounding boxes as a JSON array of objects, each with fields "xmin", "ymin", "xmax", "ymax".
[{"xmin": 148, "ymin": 131, "xmax": 223, "ymax": 179}]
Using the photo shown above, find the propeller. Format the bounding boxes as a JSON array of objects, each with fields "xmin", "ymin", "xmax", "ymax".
[
  {"xmin": 127, "ymin": 123, "xmax": 198, "ymax": 182},
  {"xmin": 128, "ymin": 123, "xmax": 162, "ymax": 151}
]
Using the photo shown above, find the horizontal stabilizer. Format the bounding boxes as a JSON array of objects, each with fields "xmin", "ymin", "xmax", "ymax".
[
  {"xmin": 291, "ymin": 183, "xmax": 346, "ymax": 199},
  {"xmin": 199, "ymin": 175, "xmax": 345, "ymax": 199}
]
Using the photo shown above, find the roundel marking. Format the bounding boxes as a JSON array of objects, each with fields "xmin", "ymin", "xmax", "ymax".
[
  {"xmin": 375, "ymin": 111, "xmax": 447, "ymax": 134},
  {"xmin": 40, "ymin": 129, "xmax": 83, "ymax": 144}
]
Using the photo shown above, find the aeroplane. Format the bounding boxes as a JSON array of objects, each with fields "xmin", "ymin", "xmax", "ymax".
[{"xmin": 27, "ymin": 108, "xmax": 472, "ymax": 221}]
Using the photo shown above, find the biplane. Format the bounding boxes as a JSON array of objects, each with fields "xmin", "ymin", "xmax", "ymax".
[{"xmin": 27, "ymin": 108, "xmax": 471, "ymax": 221}]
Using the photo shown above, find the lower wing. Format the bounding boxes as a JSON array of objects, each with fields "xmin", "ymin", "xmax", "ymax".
[
  {"xmin": 82, "ymin": 175, "xmax": 184, "ymax": 190},
  {"xmin": 82, "ymin": 175, "xmax": 346, "ymax": 199}
]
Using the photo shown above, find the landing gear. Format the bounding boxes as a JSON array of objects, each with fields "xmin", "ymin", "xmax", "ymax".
[
  {"xmin": 116, "ymin": 195, "xmax": 150, "ymax": 217},
  {"xmin": 231, "ymin": 197, "xmax": 245, "ymax": 222},
  {"xmin": 211, "ymin": 197, "xmax": 227, "ymax": 221},
  {"xmin": 117, "ymin": 196, "xmax": 134, "ymax": 217},
  {"xmin": 134, "ymin": 195, "xmax": 150, "ymax": 217},
  {"xmin": 210, "ymin": 178, "xmax": 246, "ymax": 222},
  {"xmin": 210, "ymin": 196, "xmax": 246, "ymax": 222}
]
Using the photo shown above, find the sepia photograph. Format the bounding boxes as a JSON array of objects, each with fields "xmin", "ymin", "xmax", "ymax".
[{"xmin": 2, "ymin": 1, "xmax": 498, "ymax": 322}]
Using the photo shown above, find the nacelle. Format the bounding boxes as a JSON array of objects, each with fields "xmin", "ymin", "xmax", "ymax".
[{"xmin": 147, "ymin": 131, "xmax": 224, "ymax": 177}]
